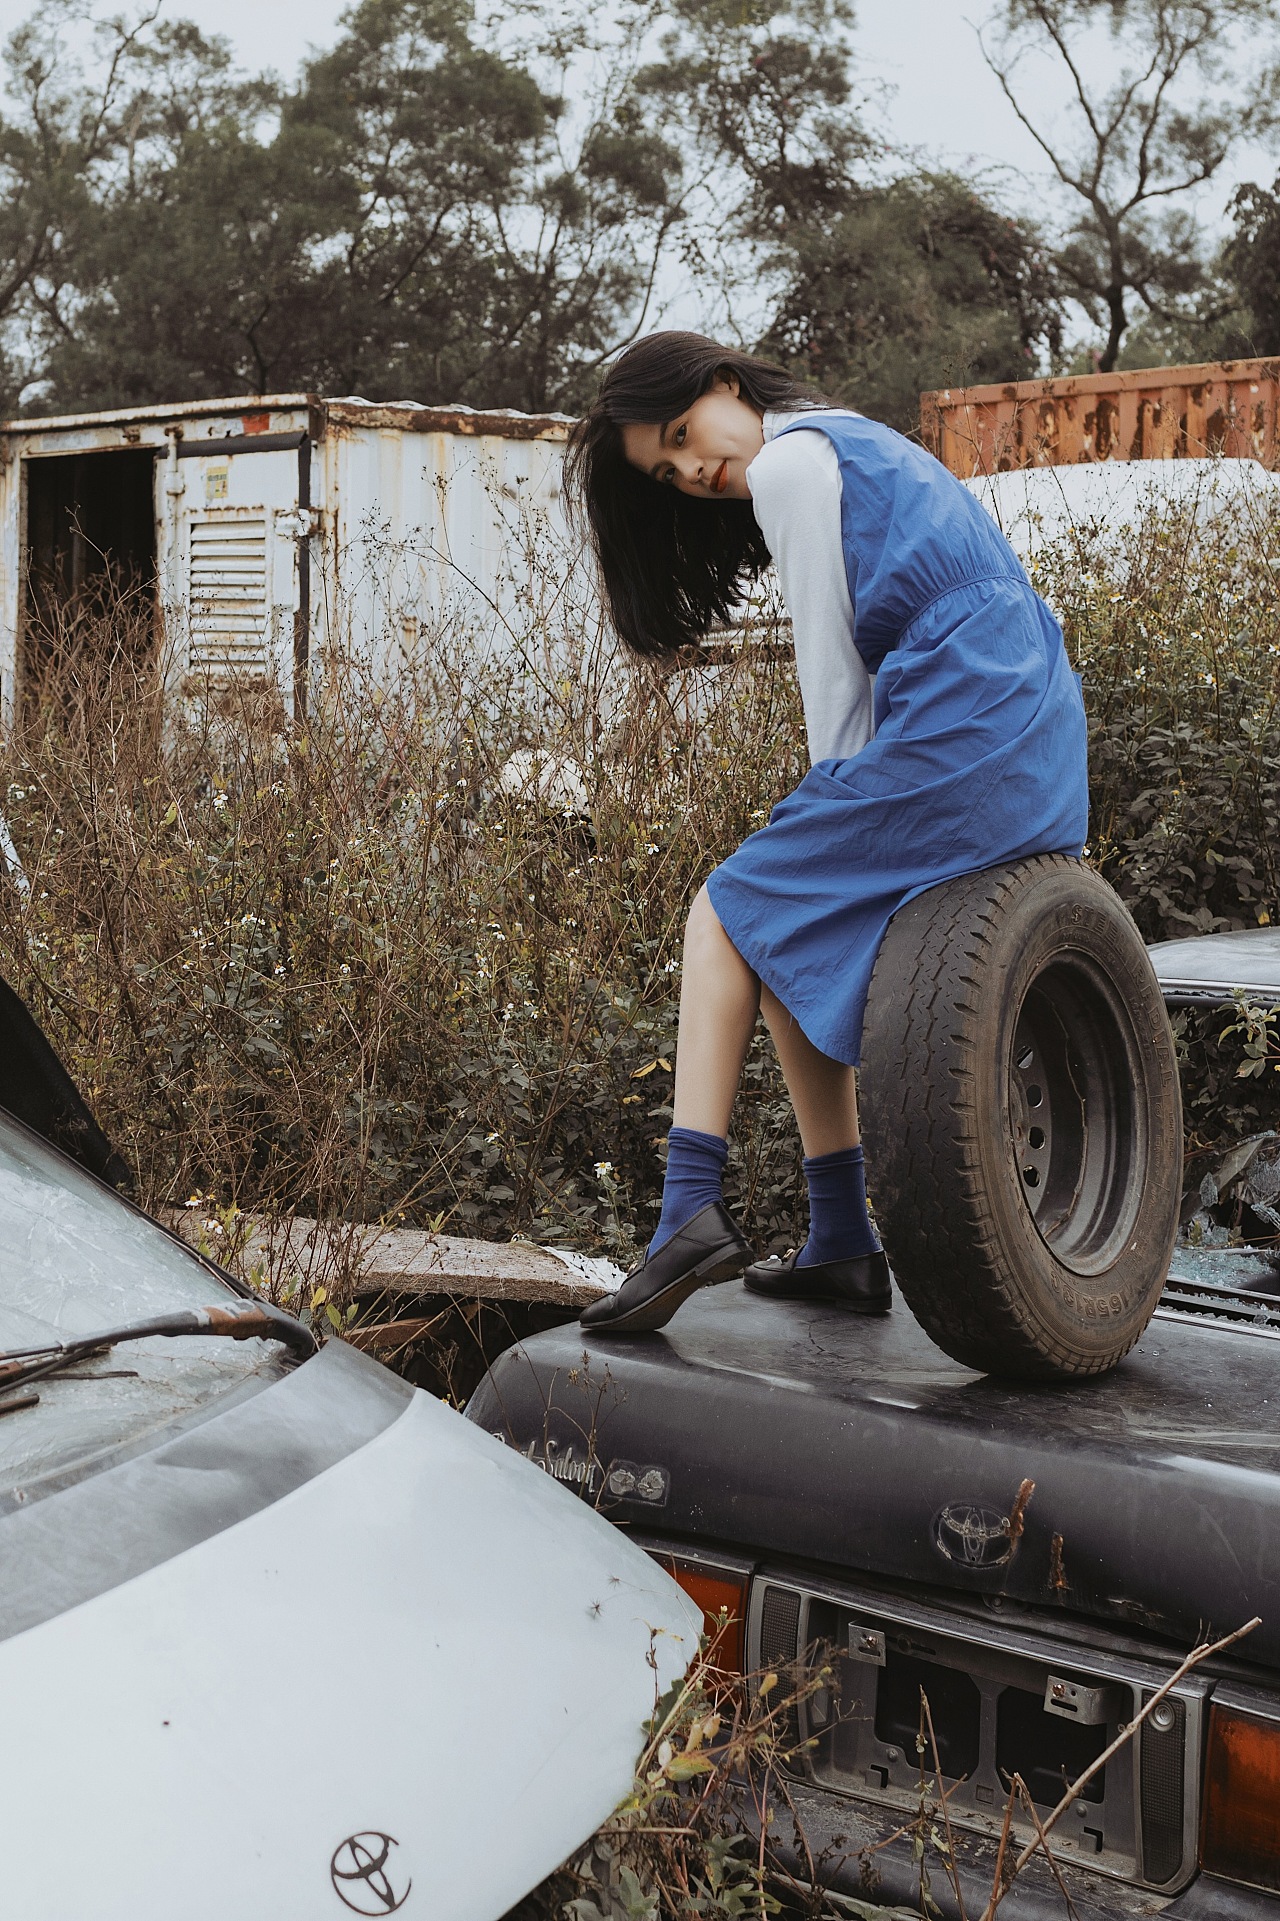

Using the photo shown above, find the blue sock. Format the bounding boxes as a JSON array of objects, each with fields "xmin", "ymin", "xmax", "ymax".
[
  {"xmin": 648, "ymin": 1127, "xmax": 728, "ymax": 1257},
  {"xmin": 795, "ymin": 1144, "xmax": 880, "ymax": 1266}
]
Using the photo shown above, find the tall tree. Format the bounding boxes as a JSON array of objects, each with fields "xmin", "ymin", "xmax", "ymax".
[
  {"xmin": 1225, "ymin": 173, "xmax": 1280, "ymax": 355},
  {"xmin": 980, "ymin": 0, "xmax": 1279, "ymax": 371},
  {"xmin": 285, "ymin": 0, "xmax": 684, "ymax": 409},
  {"xmin": 759, "ymin": 173, "xmax": 1062, "ymax": 427},
  {"xmin": 642, "ymin": 0, "xmax": 1063, "ymax": 427},
  {"xmin": 0, "ymin": 3, "xmax": 180, "ymax": 410},
  {"xmin": 33, "ymin": 21, "xmax": 308, "ymax": 407},
  {"xmin": 21, "ymin": 0, "xmax": 686, "ymax": 414}
]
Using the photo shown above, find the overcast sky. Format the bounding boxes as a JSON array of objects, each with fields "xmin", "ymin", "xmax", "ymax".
[{"xmin": 0, "ymin": 0, "xmax": 1272, "ymax": 236}]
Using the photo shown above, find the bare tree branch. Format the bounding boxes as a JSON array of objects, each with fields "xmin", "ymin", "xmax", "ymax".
[{"xmin": 977, "ymin": 0, "xmax": 1278, "ymax": 366}]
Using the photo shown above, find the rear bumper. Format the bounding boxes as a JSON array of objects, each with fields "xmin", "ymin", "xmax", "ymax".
[{"xmin": 775, "ymin": 1781, "xmax": 1280, "ymax": 1919}]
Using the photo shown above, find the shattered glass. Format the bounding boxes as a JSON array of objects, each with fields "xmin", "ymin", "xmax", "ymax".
[
  {"xmin": 0, "ymin": 1112, "xmax": 279, "ymax": 1497},
  {"xmin": 1167, "ymin": 1244, "xmax": 1280, "ymax": 1292},
  {"xmin": 1174, "ymin": 1131, "xmax": 1280, "ymax": 1296}
]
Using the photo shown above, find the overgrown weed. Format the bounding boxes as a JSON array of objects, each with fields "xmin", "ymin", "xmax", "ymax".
[
  {"xmin": 515, "ymin": 1633, "xmax": 876, "ymax": 1921},
  {"xmin": 0, "ymin": 581, "xmax": 809, "ymax": 1301},
  {"xmin": 1030, "ymin": 476, "xmax": 1280, "ymax": 1145},
  {"xmin": 515, "ymin": 1611, "xmax": 1257, "ymax": 1919},
  {"xmin": 1, "ymin": 479, "xmax": 1277, "ymax": 1299}
]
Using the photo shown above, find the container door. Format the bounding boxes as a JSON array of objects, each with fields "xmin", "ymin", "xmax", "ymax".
[{"xmin": 165, "ymin": 434, "xmax": 310, "ymax": 703}]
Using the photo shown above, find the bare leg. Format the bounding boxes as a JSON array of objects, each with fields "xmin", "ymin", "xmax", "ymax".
[
  {"xmin": 670, "ymin": 886, "xmax": 761, "ymax": 1137},
  {"xmin": 759, "ymin": 984, "xmax": 859, "ymax": 1156},
  {"xmin": 581, "ymin": 893, "xmax": 871, "ymax": 1327},
  {"xmin": 669, "ymin": 890, "xmax": 858, "ymax": 1153}
]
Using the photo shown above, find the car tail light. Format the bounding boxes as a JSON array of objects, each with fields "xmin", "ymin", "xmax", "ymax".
[
  {"xmin": 659, "ymin": 1553, "xmax": 748, "ymax": 1674},
  {"xmin": 1202, "ymin": 1704, "xmax": 1280, "ymax": 1891}
]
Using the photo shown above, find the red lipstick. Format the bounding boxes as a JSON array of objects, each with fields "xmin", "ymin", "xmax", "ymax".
[{"xmin": 711, "ymin": 460, "xmax": 728, "ymax": 494}]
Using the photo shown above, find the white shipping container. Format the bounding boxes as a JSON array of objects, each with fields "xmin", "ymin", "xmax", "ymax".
[{"xmin": 0, "ymin": 392, "xmax": 587, "ymax": 717}]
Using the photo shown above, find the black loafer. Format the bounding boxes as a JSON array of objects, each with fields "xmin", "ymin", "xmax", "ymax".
[
  {"xmin": 580, "ymin": 1202, "xmax": 752, "ymax": 1334},
  {"xmin": 743, "ymin": 1247, "xmax": 892, "ymax": 1313}
]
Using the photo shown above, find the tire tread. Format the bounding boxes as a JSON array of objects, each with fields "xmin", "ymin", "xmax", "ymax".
[{"xmin": 861, "ymin": 856, "xmax": 1179, "ymax": 1379}]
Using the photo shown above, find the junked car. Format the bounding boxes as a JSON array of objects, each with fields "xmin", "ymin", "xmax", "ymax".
[
  {"xmin": 470, "ymin": 926, "xmax": 1280, "ymax": 1919},
  {"xmin": 0, "ymin": 981, "xmax": 701, "ymax": 1921}
]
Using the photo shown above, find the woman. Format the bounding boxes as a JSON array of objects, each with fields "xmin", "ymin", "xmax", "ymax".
[{"xmin": 566, "ymin": 332, "xmax": 1088, "ymax": 1334}]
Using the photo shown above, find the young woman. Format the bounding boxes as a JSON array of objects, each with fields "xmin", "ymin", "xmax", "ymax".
[{"xmin": 566, "ymin": 332, "xmax": 1088, "ymax": 1334}]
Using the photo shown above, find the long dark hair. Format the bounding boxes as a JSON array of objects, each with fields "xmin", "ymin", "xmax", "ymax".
[{"xmin": 565, "ymin": 332, "xmax": 824, "ymax": 657}]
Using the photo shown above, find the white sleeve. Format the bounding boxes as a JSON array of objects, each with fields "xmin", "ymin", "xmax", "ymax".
[{"xmin": 746, "ymin": 428, "xmax": 873, "ymax": 765}]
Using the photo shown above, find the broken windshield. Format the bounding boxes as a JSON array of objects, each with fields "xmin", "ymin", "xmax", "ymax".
[
  {"xmin": 0, "ymin": 1111, "xmax": 287, "ymax": 1498},
  {"xmin": 0, "ymin": 1109, "xmax": 241, "ymax": 1349}
]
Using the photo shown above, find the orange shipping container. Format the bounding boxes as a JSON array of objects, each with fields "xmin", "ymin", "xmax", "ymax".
[{"xmin": 920, "ymin": 358, "xmax": 1280, "ymax": 477}]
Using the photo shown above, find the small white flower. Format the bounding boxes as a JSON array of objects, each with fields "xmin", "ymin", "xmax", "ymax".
[
  {"xmin": 212, "ymin": 792, "xmax": 228, "ymax": 810},
  {"xmin": 594, "ymin": 1160, "xmax": 614, "ymax": 1179}
]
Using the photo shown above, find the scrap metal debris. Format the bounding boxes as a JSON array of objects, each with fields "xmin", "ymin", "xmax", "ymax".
[{"xmin": 1178, "ymin": 1134, "xmax": 1280, "ymax": 1293}]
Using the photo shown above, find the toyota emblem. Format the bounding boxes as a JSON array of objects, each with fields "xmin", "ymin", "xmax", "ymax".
[
  {"xmin": 330, "ymin": 1832, "xmax": 412, "ymax": 1914},
  {"xmin": 932, "ymin": 1502, "xmax": 1014, "ymax": 1569}
]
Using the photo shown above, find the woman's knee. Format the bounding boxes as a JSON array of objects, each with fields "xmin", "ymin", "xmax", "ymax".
[
  {"xmin": 684, "ymin": 885, "xmax": 735, "ymax": 965},
  {"xmin": 686, "ymin": 884, "xmax": 720, "ymax": 941},
  {"xmin": 684, "ymin": 886, "xmax": 756, "ymax": 988}
]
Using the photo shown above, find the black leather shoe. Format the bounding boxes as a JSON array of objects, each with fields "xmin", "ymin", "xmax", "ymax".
[
  {"xmin": 743, "ymin": 1247, "xmax": 892, "ymax": 1313},
  {"xmin": 580, "ymin": 1203, "xmax": 752, "ymax": 1334}
]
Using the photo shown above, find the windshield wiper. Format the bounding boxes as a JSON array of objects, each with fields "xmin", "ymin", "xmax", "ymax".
[{"xmin": 0, "ymin": 1300, "xmax": 317, "ymax": 1398}]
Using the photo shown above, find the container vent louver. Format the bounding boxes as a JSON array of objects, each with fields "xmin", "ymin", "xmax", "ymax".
[{"xmin": 188, "ymin": 516, "xmax": 270, "ymax": 676}]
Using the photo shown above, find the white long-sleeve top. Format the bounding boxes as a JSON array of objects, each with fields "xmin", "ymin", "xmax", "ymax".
[{"xmin": 746, "ymin": 410, "xmax": 874, "ymax": 765}]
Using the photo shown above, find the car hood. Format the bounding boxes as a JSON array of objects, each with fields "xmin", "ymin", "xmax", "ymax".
[
  {"xmin": 469, "ymin": 1280, "xmax": 1280, "ymax": 1668},
  {"xmin": 1148, "ymin": 926, "xmax": 1280, "ymax": 1007},
  {"xmin": 0, "ymin": 1339, "xmax": 701, "ymax": 1920}
]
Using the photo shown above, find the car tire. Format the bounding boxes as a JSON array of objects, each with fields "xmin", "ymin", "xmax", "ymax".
[{"xmin": 859, "ymin": 855, "xmax": 1182, "ymax": 1380}]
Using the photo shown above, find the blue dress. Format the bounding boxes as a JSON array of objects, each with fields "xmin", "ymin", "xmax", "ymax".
[{"xmin": 706, "ymin": 414, "xmax": 1089, "ymax": 1067}]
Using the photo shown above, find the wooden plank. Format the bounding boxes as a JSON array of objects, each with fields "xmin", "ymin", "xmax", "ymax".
[
  {"xmin": 345, "ymin": 1314, "xmax": 449, "ymax": 1355},
  {"xmin": 352, "ymin": 1228, "xmax": 618, "ymax": 1306},
  {"xmin": 162, "ymin": 1209, "xmax": 620, "ymax": 1308}
]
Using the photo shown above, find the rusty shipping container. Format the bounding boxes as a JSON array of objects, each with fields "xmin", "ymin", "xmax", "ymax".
[
  {"xmin": 0, "ymin": 393, "xmax": 584, "ymax": 719},
  {"xmin": 921, "ymin": 358, "xmax": 1280, "ymax": 477}
]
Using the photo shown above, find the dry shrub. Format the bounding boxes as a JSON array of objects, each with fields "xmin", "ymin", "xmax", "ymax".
[
  {"xmin": 513, "ymin": 1639, "xmax": 878, "ymax": 1921},
  {"xmin": 1029, "ymin": 474, "xmax": 1280, "ymax": 1145},
  {"xmin": 0, "ymin": 585, "xmax": 809, "ymax": 1270},
  {"xmin": 3, "ymin": 476, "xmax": 1278, "ymax": 1266},
  {"xmin": 515, "ymin": 1606, "xmax": 1257, "ymax": 1920}
]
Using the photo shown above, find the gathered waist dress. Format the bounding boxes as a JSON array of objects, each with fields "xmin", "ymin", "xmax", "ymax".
[{"xmin": 705, "ymin": 410, "xmax": 1089, "ymax": 1067}]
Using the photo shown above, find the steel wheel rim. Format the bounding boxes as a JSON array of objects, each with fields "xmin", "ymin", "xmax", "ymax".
[{"xmin": 1008, "ymin": 957, "xmax": 1145, "ymax": 1276}]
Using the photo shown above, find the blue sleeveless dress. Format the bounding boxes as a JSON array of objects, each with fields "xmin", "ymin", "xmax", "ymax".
[{"xmin": 705, "ymin": 414, "xmax": 1089, "ymax": 1067}]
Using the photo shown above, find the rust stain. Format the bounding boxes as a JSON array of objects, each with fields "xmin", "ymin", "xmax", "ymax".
[
  {"xmin": 1049, "ymin": 1531, "xmax": 1069, "ymax": 1594},
  {"xmin": 1007, "ymin": 1476, "xmax": 1036, "ymax": 1550},
  {"xmin": 2, "ymin": 392, "xmax": 571, "ymax": 447},
  {"xmin": 324, "ymin": 400, "xmax": 571, "ymax": 442},
  {"xmin": 921, "ymin": 355, "xmax": 1280, "ymax": 475},
  {"xmin": 202, "ymin": 1303, "xmax": 274, "ymax": 1339}
]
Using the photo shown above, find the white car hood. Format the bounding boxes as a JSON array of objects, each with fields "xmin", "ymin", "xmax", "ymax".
[{"xmin": 0, "ymin": 1376, "xmax": 702, "ymax": 1920}]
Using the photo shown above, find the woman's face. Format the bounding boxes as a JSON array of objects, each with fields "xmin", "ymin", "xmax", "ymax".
[{"xmin": 620, "ymin": 371, "xmax": 764, "ymax": 502}]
